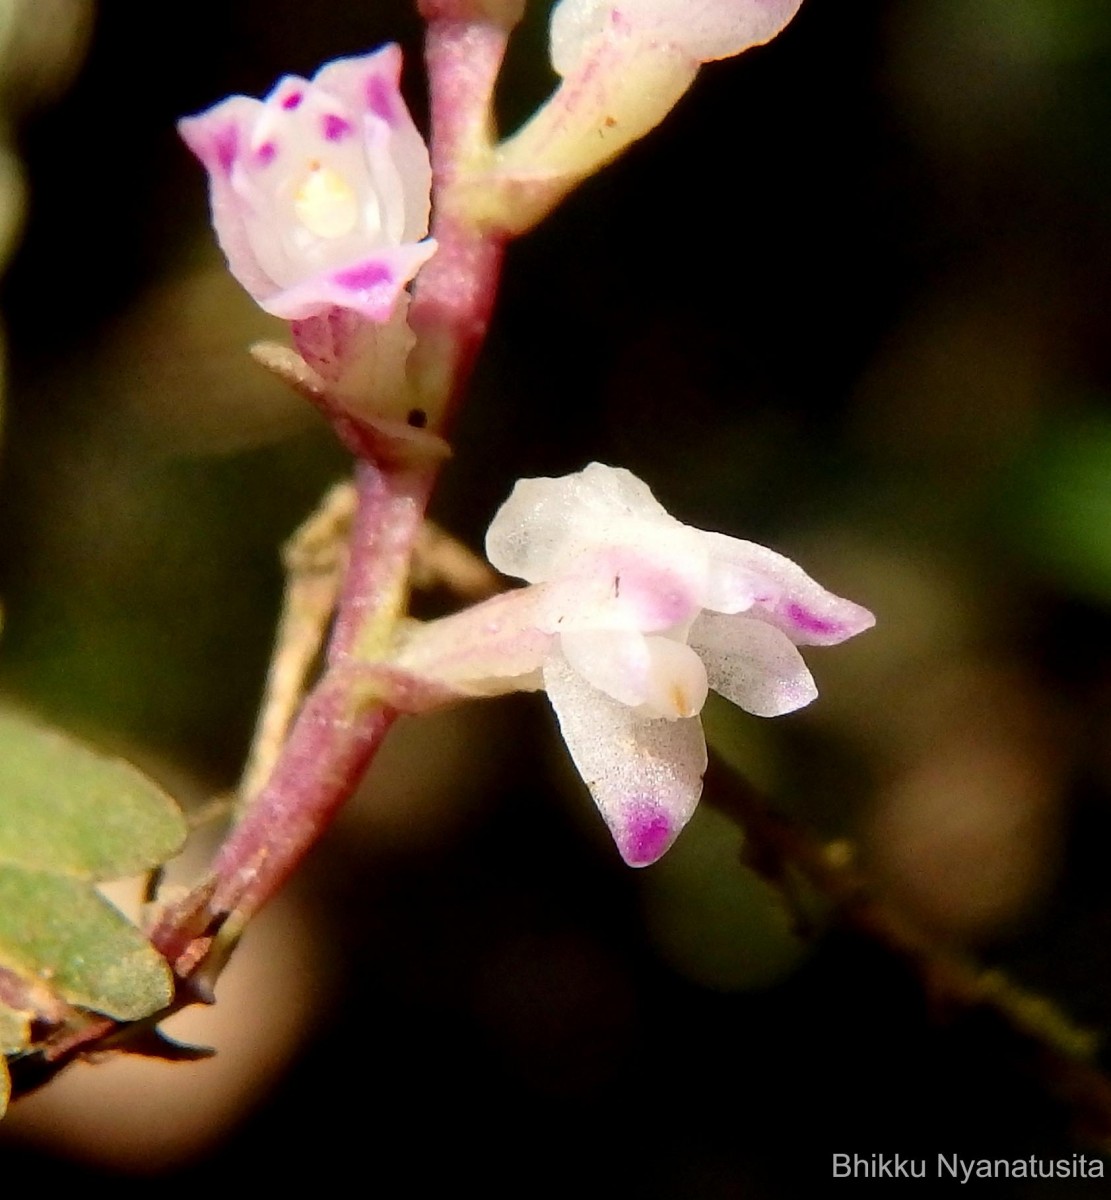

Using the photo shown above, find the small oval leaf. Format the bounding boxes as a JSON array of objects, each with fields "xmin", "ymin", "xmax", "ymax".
[
  {"xmin": 0, "ymin": 867, "xmax": 173, "ymax": 1020},
  {"xmin": 0, "ymin": 709, "xmax": 186, "ymax": 879}
]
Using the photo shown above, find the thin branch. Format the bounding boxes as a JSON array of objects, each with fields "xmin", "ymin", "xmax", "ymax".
[
  {"xmin": 703, "ymin": 760, "xmax": 1111, "ymax": 1151},
  {"xmin": 238, "ymin": 480, "xmax": 357, "ymax": 805},
  {"xmin": 411, "ymin": 520, "xmax": 503, "ymax": 600}
]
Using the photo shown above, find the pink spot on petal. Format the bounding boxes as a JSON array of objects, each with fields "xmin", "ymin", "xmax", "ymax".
[
  {"xmin": 784, "ymin": 602, "xmax": 841, "ymax": 637},
  {"xmin": 616, "ymin": 799, "xmax": 673, "ymax": 867},
  {"xmin": 333, "ymin": 260, "xmax": 393, "ymax": 290},
  {"xmin": 322, "ymin": 113, "xmax": 352, "ymax": 141},
  {"xmin": 333, "ymin": 261, "xmax": 392, "ymax": 292},
  {"xmin": 256, "ymin": 141, "xmax": 277, "ymax": 166},
  {"xmin": 214, "ymin": 126, "xmax": 238, "ymax": 174},
  {"xmin": 281, "ymin": 91, "xmax": 304, "ymax": 110},
  {"xmin": 366, "ymin": 75, "xmax": 395, "ymax": 124},
  {"xmin": 331, "ymin": 264, "xmax": 395, "ymax": 312}
]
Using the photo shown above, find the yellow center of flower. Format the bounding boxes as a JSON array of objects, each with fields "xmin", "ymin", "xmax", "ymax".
[{"xmin": 293, "ymin": 162, "xmax": 358, "ymax": 239}]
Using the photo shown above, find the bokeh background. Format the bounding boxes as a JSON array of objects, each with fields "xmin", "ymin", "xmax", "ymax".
[{"xmin": 2, "ymin": 0, "xmax": 1111, "ymax": 1193}]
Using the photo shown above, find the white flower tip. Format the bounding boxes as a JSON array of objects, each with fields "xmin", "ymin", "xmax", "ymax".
[
  {"xmin": 767, "ymin": 666, "xmax": 818, "ymax": 716},
  {"xmin": 551, "ymin": 0, "xmax": 805, "ymax": 75},
  {"xmin": 485, "ymin": 461, "xmax": 674, "ymax": 584},
  {"xmin": 696, "ymin": 0, "xmax": 806, "ymax": 61}
]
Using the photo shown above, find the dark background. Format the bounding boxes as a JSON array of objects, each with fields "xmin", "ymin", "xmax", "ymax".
[{"xmin": 3, "ymin": 0, "xmax": 1111, "ymax": 1193}]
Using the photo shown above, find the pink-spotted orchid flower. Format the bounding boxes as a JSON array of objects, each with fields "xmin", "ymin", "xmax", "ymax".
[
  {"xmin": 492, "ymin": 0, "xmax": 805, "ymax": 231},
  {"xmin": 390, "ymin": 463, "xmax": 873, "ymax": 866},
  {"xmin": 179, "ymin": 44, "xmax": 435, "ymax": 324}
]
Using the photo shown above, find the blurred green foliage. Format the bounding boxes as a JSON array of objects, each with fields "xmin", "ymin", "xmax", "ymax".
[
  {"xmin": 1008, "ymin": 409, "xmax": 1111, "ymax": 603},
  {"xmin": 641, "ymin": 804, "xmax": 810, "ymax": 992},
  {"xmin": 0, "ymin": 708, "xmax": 185, "ymax": 1054}
]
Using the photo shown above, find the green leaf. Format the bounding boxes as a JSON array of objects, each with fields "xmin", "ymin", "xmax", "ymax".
[
  {"xmin": 0, "ymin": 709, "xmax": 186, "ymax": 879},
  {"xmin": 0, "ymin": 868, "xmax": 172, "ymax": 1020},
  {"xmin": 0, "ymin": 710, "xmax": 187, "ymax": 1034}
]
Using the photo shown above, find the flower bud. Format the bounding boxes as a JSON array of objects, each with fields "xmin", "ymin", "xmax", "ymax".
[{"xmin": 180, "ymin": 44, "xmax": 436, "ymax": 322}]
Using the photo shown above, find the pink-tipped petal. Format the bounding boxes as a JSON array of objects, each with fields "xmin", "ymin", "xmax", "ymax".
[
  {"xmin": 701, "ymin": 553, "xmax": 762, "ymax": 615},
  {"xmin": 689, "ymin": 611, "xmax": 817, "ymax": 717},
  {"xmin": 544, "ymin": 652, "xmax": 707, "ymax": 866},
  {"xmin": 314, "ymin": 44, "xmax": 404, "ymax": 119},
  {"xmin": 179, "ymin": 97, "xmax": 255, "ymax": 175},
  {"xmin": 260, "ymin": 241, "xmax": 437, "ymax": 321},
  {"xmin": 696, "ymin": 529, "xmax": 876, "ymax": 646},
  {"xmin": 178, "ymin": 99, "xmax": 280, "ymax": 301}
]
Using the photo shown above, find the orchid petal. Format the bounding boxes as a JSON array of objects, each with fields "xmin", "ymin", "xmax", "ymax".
[
  {"xmin": 314, "ymin": 46, "xmax": 433, "ymax": 244},
  {"xmin": 178, "ymin": 98, "xmax": 279, "ymax": 302},
  {"xmin": 485, "ymin": 462, "xmax": 679, "ymax": 583},
  {"xmin": 261, "ymin": 241, "xmax": 437, "ymax": 321},
  {"xmin": 561, "ymin": 629, "xmax": 708, "ymax": 718},
  {"xmin": 537, "ymin": 548, "xmax": 702, "ymax": 635},
  {"xmin": 696, "ymin": 529, "xmax": 876, "ymax": 645},
  {"xmin": 689, "ymin": 611, "xmax": 816, "ymax": 716},
  {"xmin": 544, "ymin": 652, "xmax": 707, "ymax": 866},
  {"xmin": 701, "ymin": 554, "xmax": 761, "ymax": 615},
  {"xmin": 391, "ymin": 587, "xmax": 553, "ymax": 696}
]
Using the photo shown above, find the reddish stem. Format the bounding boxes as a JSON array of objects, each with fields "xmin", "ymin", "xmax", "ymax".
[
  {"xmin": 409, "ymin": 15, "xmax": 509, "ymax": 425},
  {"xmin": 326, "ymin": 461, "xmax": 434, "ymax": 663},
  {"xmin": 209, "ymin": 669, "xmax": 394, "ymax": 917},
  {"xmin": 152, "ymin": 665, "xmax": 396, "ymax": 969}
]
